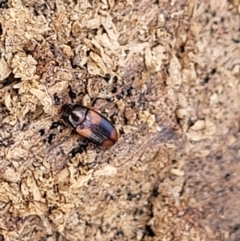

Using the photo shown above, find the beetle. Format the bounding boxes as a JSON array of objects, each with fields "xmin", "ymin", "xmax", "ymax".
[{"xmin": 61, "ymin": 104, "xmax": 118, "ymax": 147}]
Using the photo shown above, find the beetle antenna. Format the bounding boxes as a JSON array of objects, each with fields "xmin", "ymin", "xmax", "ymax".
[{"xmin": 68, "ymin": 84, "xmax": 77, "ymax": 103}]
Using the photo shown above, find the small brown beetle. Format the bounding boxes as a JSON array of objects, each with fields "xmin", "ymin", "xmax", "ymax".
[{"xmin": 61, "ymin": 104, "xmax": 118, "ymax": 147}]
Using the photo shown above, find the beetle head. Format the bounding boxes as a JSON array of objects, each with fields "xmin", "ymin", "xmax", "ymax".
[{"xmin": 61, "ymin": 104, "xmax": 87, "ymax": 128}]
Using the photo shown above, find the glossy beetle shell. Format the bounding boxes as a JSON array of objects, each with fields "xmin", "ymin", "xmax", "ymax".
[{"xmin": 61, "ymin": 104, "xmax": 118, "ymax": 147}]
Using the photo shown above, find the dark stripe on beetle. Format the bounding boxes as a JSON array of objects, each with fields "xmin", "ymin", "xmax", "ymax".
[
  {"xmin": 88, "ymin": 111, "xmax": 117, "ymax": 146},
  {"xmin": 90, "ymin": 118, "xmax": 115, "ymax": 144},
  {"xmin": 76, "ymin": 111, "xmax": 117, "ymax": 146}
]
